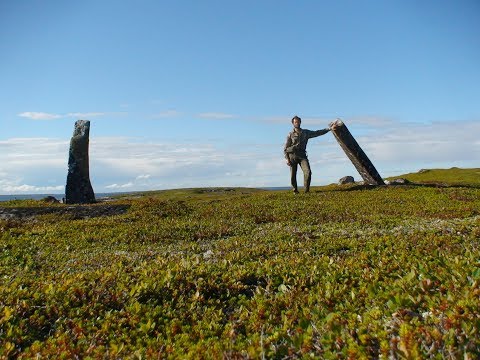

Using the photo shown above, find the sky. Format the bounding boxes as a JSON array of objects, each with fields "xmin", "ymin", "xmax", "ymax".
[{"xmin": 1, "ymin": 0, "xmax": 479, "ymax": 194}]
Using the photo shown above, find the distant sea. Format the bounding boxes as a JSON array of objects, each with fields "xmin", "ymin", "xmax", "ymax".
[{"xmin": 0, "ymin": 188, "xmax": 290, "ymax": 202}]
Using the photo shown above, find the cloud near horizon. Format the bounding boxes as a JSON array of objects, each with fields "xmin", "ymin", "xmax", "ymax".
[
  {"xmin": 0, "ymin": 119, "xmax": 478, "ymax": 194},
  {"xmin": 151, "ymin": 110, "xmax": 181, "ymax": 119},
  {"xmin": 18, "ymin": 112, "xmax": 117, "ymax": 120},
  {"xmin": 18, "ymin": 112, "xmax": 63, "ymax": 120},
  {"xmin": 260, "ymin": 115, "xmax": 396, "ymax": 128},
  {"xmin": 197, "ymin": 112, "xmax": 236, "ymax": 120},
  {"xmin": 0, "ymin": 183, "xmax": 64, "ymax": 193}
]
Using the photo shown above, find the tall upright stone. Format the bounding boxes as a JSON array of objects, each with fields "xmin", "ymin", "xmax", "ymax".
[
  {"xmin": 65, "ymin": 120, "xmax": 95, "ymax": 204},
  {"xmin": 330, "ymin": 119, "xmax": 384, "ymax": 185}
]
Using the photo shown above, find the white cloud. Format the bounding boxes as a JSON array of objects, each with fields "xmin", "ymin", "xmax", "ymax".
[
  {"xmin": 0, "ymin": 138, "xmax": 68, "ymax": 194},
  {"xmin": 136, "ymin": 174, "xmax": 151, "ymax": 180},
  {"xmin": 345, "ymin": 116, "xmax": 396, "ymax": 128},
  {"xmin": 105, "ymin": 174, "xmax": 153, "ymax": 190},
  {"xmin": 18, "ymin": 112, "xmax": 62, "ymax": 120},
  {"xmin": 1, "ymin": 118, "xmax": 478, "ymax": 194},
  {"xmin": 151, "ymin": 110, "xmax": 180, "ymax": 118},
  {"xmin": 0, "ymin": 138, "xmax": 68, "ymax": 164},
  {"xmin": 105, "ymin": 182, "xmax": 134, "ymax": 189},
  {"xmin": 256, "ymin": 116, "xmax": 289, "ymax": 124},
  {"xmin": 66, "ymin": 112, "xmax": 106, "ymax": 118},
  {"xmin": 18, "ymin": 111, "xmax": 123, "ymax": 121},
  {"xmin": 257, "ymin": 115, "xmax": 336, "ymax": 128},
  {"xmin": 197, "ymin": 112, "xmax": 236, "ymax": 120},
  {"xmin": 301, "ymin": 116, "xmax": 339, "ymax": 126},
  {"xmin": 258, "ymin": 115, "xmax": 396, "ymax": 129},
  {"xmin": 357, "ymin": 120, "xmax": 480, "ymax": 164},
  {"xmin": 1, "ymin": 184, "xmax": 64, "ymax": 193}
]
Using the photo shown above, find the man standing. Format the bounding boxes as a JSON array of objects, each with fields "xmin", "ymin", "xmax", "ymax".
[{"xmin": 284, "ymin": 115, "xmax": 334, "ymax": 194}]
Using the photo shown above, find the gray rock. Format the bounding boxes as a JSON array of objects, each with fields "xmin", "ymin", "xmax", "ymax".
[
  {"xmin": 389, "ymin": 178, "xmax": 410, "ymax": 185},
  {"xmin": 65, "ymin": 120, "xmax": 95, "ymax": 204},
  {"xmin": 41, "ymin": 196, "xmax": 60, "ymax": 203},
  {"xmin": 338, "ymin": 176, "xmax": 355, "ymax": 185}
]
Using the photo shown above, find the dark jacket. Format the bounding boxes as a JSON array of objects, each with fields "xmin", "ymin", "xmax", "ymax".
[{"xmin": 284, "ymin": 127, "xmax": 330, "ymax": 160}]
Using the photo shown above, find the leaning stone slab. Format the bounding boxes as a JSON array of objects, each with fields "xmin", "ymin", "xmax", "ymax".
[
  {"xmin": 65, "ymin": 120, "xmax": 95, "ymax": 204},
  {"xmin": 330, "ymin": 119, "xmax": 385, "ymax": 185}
]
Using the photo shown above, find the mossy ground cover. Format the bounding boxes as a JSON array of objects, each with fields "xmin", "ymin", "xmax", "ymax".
[
  {"xmin": 388, "ymin": 168, "xmax": 480, "ymax": 187},
  {"xmin": 1, "ymin": 182, "xmax": 479, "ymax": 359}
]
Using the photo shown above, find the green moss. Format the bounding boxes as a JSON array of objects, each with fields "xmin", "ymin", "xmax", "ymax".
[
  {"xmin": 389, "ymin": 167, "xmax": 480, "ymax": 186},
  {"xmin": 1, "ymin": 170, "xmax": 479, "ymax": 358}
]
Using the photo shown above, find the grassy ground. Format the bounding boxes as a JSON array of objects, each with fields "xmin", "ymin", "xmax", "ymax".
[
  {"xmin": 1, "ymin": 169, "xmax": 479, "ymax": 358},
  {"xmin": 387, "ymin": 167, "xmax": 480, "ymax": 187}
]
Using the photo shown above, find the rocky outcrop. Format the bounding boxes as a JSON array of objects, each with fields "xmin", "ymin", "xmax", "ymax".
[
  {"xmin": 338, "ymin": 176, "xmax": 355, "ymax": 185},
  {"xmin": 65, "ymin": 120, "xmax": 95, "ymax": 204},
  {"xmin": 385, "ymin": 178, "xmax": 410, "ymax": 185},
  {"xmin": 41, "ymin": 196, "xmax": 60, "ymax": 203}
]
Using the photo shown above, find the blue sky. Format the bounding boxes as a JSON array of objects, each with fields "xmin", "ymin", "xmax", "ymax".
[{"xmin": 1, "ymin": 0, "xmax": 479, "ymax": 194}]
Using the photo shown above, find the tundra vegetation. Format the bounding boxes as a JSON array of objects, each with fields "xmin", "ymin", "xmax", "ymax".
[{"xmin": 1, "ymin": 168, "xmax": 479, "ymax": 359}]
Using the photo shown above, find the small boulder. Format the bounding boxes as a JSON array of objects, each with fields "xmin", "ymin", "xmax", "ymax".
[
  {"xmin": 338, "ymin": 176, "xmax": 355, "ymax": 185},
  {"xmin": 389, "ymin": 178, "xmax": 410, "ymax": 185},
  {"xmin": 41, "ymin": 196, "xmax": 60, "ymax": 203}
]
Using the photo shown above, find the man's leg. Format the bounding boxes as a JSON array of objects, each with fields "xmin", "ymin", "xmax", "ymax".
[
  {"xmin": 290, "ymin": 158, "xmax": 299, "ymax": 193},
  {"xmin": 299, "ymin": 158, "xmax": 312, "ymax": 192}
]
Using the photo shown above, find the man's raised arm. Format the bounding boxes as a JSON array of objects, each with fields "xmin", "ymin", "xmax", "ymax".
[{"xmin": 307, "ymin": 127, "xmax": 330, "ymax": 139}]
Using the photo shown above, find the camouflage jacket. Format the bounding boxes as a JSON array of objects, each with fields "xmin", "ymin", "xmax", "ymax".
[{"xmin": 284, "ymin": 127, "xmax": 330, "ymax": 159}]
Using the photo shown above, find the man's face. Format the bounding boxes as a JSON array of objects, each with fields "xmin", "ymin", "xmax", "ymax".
[{"xmin": 293, "ymin": 118, "xmax": 301, "ymax": 128}]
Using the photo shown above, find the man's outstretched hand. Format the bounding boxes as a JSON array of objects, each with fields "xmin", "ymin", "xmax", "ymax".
[{"xmin": 329, "ymin": 118, "xmax": 342, "ymax": 131}]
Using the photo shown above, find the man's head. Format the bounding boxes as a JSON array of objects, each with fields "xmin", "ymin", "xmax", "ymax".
[{"xmin": 291, "ymin": 115, "xmax": 301, "ymax": 129}]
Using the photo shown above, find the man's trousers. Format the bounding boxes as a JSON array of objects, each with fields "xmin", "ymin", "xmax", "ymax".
[{"xmin": 288, "ymin": 154, "xmax": 312, "ymax": 192}]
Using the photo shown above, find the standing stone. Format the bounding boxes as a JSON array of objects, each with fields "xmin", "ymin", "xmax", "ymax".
[
  {"xmin": 65, "ymin": 120, "xmax": 95, "ymax": 204},
  {"xmin": 330, "ymin": 119, "xmax": 385, "ymax": 185}
]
